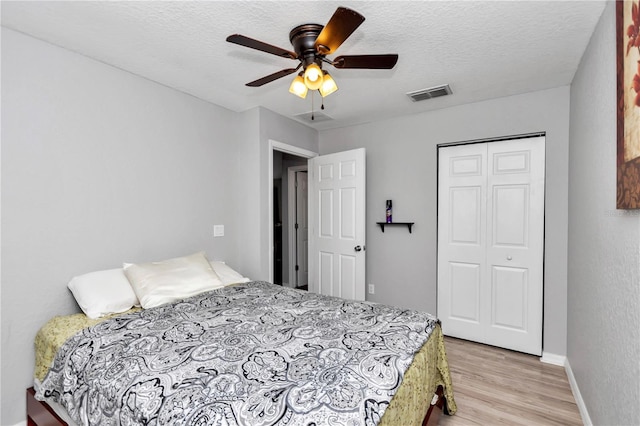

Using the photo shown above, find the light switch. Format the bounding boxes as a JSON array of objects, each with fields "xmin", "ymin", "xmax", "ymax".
[{"xmin": 213, "ymin": 225, "xmax": 225, "ymax": 237}]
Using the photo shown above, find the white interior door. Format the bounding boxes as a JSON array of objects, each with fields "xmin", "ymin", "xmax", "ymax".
[
  {"xmin": 437, "ymin": 137, "xmax": 545, "ymax": 355},
  {"xmin": 295, "ymin": 171, "xmax": 309, "ymax": 287},
  {"xmin": 308, "ymin": 148, "xmax": 366, "ymax": 300}
]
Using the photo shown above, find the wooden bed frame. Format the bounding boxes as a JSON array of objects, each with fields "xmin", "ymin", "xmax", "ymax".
[
  {"xmin": 27, "ymin": 385, "xmax": 446, "ymax": 426},
  {"xmin": 423, "ymin": 386, "xmax": 446, "ymax": 426},
  {"xmin": 27, "ymin": 387, "xmax": 66, "ymax": 426}
]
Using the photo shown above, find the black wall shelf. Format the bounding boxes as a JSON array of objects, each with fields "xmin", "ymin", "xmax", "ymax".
[{"xmin": 376, "ymin": 222, "xmax": 415, "ymax": 233}]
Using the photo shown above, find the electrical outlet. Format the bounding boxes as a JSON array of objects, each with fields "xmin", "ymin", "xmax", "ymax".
[
  {"xmin": 213, "ymin": 225, "xmax": 225, "ymax": 237},
  {"xmin": 368, "ymin": 284, "xmax": 375, "ymax": 294}
]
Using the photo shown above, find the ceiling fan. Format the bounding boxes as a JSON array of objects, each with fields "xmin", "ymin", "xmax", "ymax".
[{"xmin": 226, "ymin": 7, "xmax": 398, "ymax": 99}]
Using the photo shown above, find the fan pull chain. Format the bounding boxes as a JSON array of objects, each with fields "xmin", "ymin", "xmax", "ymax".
[
  {"xmin": 311, "ymin": 91, "xmax": 315, "ymax": 121},
  {"xmin": 320, "ymin": 91, "xmax": 325, "ymax": 110}
]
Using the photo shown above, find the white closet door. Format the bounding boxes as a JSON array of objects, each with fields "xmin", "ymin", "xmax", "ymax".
[
  {"xmin": 437, "ymin": 143, "xmax": 487, "ymax": 343},
  {"xmin": 438, "ymin": 137, "xmax": 545, "ymax": 355}
]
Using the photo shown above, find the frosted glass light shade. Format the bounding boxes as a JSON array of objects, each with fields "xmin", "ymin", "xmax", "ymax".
[
  {"xmin": 289, "ymin": 75, "xmax": 308, "ymax": 98},
  {"xmin": 304, "ymin": 63, "xmax": 323, "ymax": 90},
  {"xmin": 319, "ymin": 72, "xmax": 338, "ymax": 97}
]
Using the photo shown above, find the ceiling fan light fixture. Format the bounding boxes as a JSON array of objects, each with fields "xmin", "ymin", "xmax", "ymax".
[
  {"xmin": 227, "ymin": 7, "xmax": 399, "ymax": 104},
  {"xmin": 289, "ymin": 74, "xmax": 308, "ymax": 98},
  {"xmin": 304, "ymin": 63, "xmax": 323, "ymax": 90},
  {"xmin": 319, "ymin": 71, "xmax": 338, "ymax": 97}
]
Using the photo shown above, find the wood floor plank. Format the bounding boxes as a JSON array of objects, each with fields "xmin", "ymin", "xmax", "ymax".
[{"xmin": 438, "ymin": 337, "xmax": 583, "ymax": 426}]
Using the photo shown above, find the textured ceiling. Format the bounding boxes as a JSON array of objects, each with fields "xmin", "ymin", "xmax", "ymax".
[{"xmin": 2, "ymin": 1, "xmax": 606, "ymax": 130}]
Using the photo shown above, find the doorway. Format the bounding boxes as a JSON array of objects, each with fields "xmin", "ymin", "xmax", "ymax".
[
  {"xmin": 268, "ymin": 140, "xmax": 317, "ymax": 287},
  {"xmin": 288, "ymin": 166, "xmax": 309, "ymax": 289}
]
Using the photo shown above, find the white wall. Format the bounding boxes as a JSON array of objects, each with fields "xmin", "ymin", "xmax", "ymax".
[
  {"xmin": 568, "ymin": 2, "xmax": 640, "ymax": 424},
  {"xmin": 319, "ymin": 86, "xmax": 571, "ymax": 357},
  {"xmin": 0, "ymin": 29, "xmax": 317, "ymax": 425}
]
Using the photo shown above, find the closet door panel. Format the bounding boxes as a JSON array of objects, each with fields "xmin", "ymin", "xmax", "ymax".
[{"xmin": 438, "ymin": 137, "xmax": 545, "ymax": 355}]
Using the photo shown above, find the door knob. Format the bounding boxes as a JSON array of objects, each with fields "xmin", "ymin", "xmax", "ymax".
[
  {"xmin": 507, "ymin": 255, "xmax": 513, "ymax": 261},
  {"xmin": 354, "ymin": 245, "xmax": 362, "ymax": 252}
]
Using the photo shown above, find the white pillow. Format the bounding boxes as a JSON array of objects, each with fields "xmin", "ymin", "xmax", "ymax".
[
  {"xmin": 124, "ymin": 252, "xmax": 223, "ymax": 309},
  {"xmin": 209, "ymin": 261, "xmax": 251, "ymax": 286},
  {"xmin": 68, "ymin": 268, "xmax": 140, "ymax": 319}
]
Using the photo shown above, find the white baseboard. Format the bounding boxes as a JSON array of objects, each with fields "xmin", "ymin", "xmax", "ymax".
[
  {"xmin": 11, "ymin": 421, "xmax": 26, "ymax": 426},
  {"xmin": 540, "ymin": 351, "xmax": 566, "ymax": 366},
  {"xmin": 565, "ymin": 358, "xmax": 593, "ymax": 426}
]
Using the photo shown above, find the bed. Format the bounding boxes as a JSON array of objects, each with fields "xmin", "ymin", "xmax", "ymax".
[{"xmin": 29, "ymin": 280, "xmax": 456, "ymax": 425}]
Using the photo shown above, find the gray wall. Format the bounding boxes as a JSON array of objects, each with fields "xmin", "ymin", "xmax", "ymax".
[
  {"xmin": 0, "ymin": 29, "xmax": 317, "ymax": 425},
  {"xmin": 568, "ymin": 2, "xmax": 640, "ymax": 424},
  {"xmin": 258, "ymin": 108, "xmax": 319, "ymax": 280},
  {"xmin": 319, "ymin": 86, "xmax": 571, "ymax": 357},
  {"xmin": 233, "ymin": 107, "xmax": 262, "ymax": 280},
  {"xmin": 1, "ymin": 28, "xmax": 237, "ymax": 424}
]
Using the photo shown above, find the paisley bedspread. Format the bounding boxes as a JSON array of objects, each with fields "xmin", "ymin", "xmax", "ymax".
[{"xmin": 36, "ymin": 281, "xmax": 442, "ymax": 425}]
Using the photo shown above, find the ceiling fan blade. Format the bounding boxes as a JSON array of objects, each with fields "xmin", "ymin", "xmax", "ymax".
[
  {"xmin": 227, "ymin": 34, "xmax": 297, "ymax": 59},
  {"xmin": 246, "ymin": 68, "xmax": 299, "ymax": 87},
  {"xmin": 333, "ymin": 54, "xmax": 399, "ymax": 69},
  {"xmin": 314, "ymin": 7, "xmax": 365, "ymax": 55}
]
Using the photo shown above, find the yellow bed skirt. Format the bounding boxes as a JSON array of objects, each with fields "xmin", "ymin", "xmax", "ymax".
[{"xmin": 380, "ymin": 324, "xmax": 457, "ymax": 425}]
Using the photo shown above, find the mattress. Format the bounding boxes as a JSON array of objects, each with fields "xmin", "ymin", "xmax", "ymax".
[{"xmin": 35, "ymin": 282, "xmax": 456, "ymax": 425}]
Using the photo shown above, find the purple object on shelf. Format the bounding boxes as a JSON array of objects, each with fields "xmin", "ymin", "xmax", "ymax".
[{"xmin": 386, "ymin": 200, "xmax": 392, "ymax": 223}]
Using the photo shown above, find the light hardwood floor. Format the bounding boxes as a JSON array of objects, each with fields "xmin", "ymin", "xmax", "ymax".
[{"xmin": 438, "ymin": 337, "xmax": 583, "ymax": 425}]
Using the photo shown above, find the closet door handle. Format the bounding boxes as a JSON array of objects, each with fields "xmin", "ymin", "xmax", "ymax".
[
  {"xmin": 507, "ymin": 255, "xmax": 513, "ymax": 261},
  {"xmin": 354, "ymin": 245, "xmax": 362, "ymax": 252}
]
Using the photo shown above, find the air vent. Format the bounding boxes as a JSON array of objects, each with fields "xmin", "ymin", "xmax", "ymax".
[
  {"xmin": 294, "ymin": 111, "xmax": 333, "ymax": 123},
  {"xmin": 406, "ymin": 84, "xmax": 452, "ymax": 102}
]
